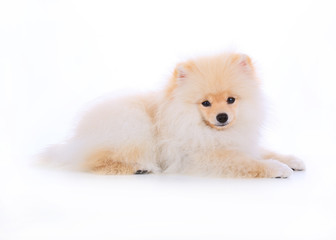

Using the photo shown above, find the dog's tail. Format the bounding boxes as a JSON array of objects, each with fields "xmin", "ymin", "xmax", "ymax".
[{"xmin": 36, "ymin": 141, "xmax": 85, "ymax": 170}]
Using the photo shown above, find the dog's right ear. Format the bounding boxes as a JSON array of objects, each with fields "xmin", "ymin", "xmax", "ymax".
[
  {"xmin": 175, "ymin": 61, "xmax": 194, "ymax": 81},
  {"xmin": 176, "ymin": 64, "xmax": 187, "ymax": 79},
  {"xmin": 166, "ymin": 62, "xmax": 193, "ymax": 96}
]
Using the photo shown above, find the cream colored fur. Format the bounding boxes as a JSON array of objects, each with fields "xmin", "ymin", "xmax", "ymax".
[{"xmin": 42, "ymin": 53, "xmax": 305, "ymax": 178}]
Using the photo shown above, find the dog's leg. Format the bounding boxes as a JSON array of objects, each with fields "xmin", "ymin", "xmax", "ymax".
[
  {"xmin": 83, "ymin": 146, "xmax": 159, "ymax": 175},
  {"xmin": 83, "ymin": 150, "xmax": 136, "ymax": 174},
  {"xmin": 260, "ymin": 149, "xmax": 305, "ymax": 171},
  {"xmin": 220, "ymin": 153, "xmax": 293, "ymax": 178},
  {"xmin": 187, "ymin": 150, "xmax": 293, "ymax": 178},
  {"xmin": 84, "ymin": 149, "xmax": 141, "ymax": 175}
]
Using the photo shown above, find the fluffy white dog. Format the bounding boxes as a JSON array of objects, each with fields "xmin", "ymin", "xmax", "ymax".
[{"xmin": 43, "ymin": 53, "xmax": 305, "ymax": 178}]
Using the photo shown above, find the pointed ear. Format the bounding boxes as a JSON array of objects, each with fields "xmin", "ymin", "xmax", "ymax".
[
  {"xmin": 232, "ymin": 53, "xmax": 254, "ymax": 71},
  {"xmin": 174, "ymin": 61, "xmax": 194, "ymax": 80},
  {"xmin": 239, "ymin": 54, "xmax": 253, "ymax": 68},
  {"xmin": 176, "ymin": 64, "xmax": 187, "ymax": 79}
]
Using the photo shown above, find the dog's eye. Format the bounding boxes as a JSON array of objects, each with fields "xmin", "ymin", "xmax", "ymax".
[
  {"xmin": 201, "ymin": 100, "xmax": 211, "ymax": 107},
  {"xmin": 227, "ymin": 97, "xmax": 235, "ymax": 104}
]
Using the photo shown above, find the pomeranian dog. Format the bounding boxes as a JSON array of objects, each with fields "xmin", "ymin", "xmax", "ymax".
[{"xmin": 43, "ymin": 52, "xmax": 305, "ymax": 178}]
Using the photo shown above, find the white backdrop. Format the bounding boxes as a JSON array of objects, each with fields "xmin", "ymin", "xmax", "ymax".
[{"xmin": 1, "ymin": 0, "xmax": 336, "ymax": 239}]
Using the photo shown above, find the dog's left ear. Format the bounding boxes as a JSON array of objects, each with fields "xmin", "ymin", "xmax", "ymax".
[
  {"xmin": 233, "ymin": 53, "xmax": 254, "ymax": 71},
  {"xmin": 239, "ymin": 54, "xmax": 252, "ymax": 67}
]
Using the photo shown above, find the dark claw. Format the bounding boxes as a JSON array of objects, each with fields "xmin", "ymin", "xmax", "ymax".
[
  {"xmin": 292, "ymin": 168, "xmax": 303, "ymax": 171},
  {"xmin": 275, "ymin": 176, "xmax": 287, "ymax": 179},
  {"xmin": 135, "ymin": 170, "xmax": 149, "ymax": 175}
]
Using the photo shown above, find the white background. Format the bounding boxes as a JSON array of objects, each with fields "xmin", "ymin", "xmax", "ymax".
[{"xmin": 1, "ymin": 0, "xmax": 336, "ymax": 239}]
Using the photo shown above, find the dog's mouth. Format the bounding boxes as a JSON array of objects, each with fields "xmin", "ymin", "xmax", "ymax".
[
  {"xmin": 215, "ymin": 123, "xmax": 229, "ymax": 127},
  {"xmin": 203, "ymin": 119, "xmax": 230, "ymax": 130}
]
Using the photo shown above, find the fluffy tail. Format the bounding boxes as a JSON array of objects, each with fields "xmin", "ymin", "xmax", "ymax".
[{"xmin": 37, "ymin": 142, "xmax": 84, "ymax": 170}]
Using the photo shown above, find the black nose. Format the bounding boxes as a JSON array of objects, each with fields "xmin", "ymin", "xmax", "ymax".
[{"xmin": 216, "ymin": 113, "xmax": 228, "ymax": 123}]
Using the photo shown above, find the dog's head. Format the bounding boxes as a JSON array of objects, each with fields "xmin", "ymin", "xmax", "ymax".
[{"xmin": 167, "ymin": 53, "xmax": 263, "ymax": 131}]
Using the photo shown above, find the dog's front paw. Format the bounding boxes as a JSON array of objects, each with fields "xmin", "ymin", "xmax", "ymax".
[
  {"xmin": 266, "ymin": 160, "xmax": 293, "ymax": 178},
  {"xmin": 283, "ymin": 156, "xmax": 306, "ymax": 171}
]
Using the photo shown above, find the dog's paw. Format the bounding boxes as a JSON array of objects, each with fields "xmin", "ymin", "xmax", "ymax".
[
  {"xmin": 283, "ymin": 156, "xmax": 306, "ymax": 171},
  {"xmin": 266, "ymin": 160, "xmax": 293, "ymax": 178},
  {"xmin": 134, "ymin": 170, "xmax": 150, "ymax": 175}
]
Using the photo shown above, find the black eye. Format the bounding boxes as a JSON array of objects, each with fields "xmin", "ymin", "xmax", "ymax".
[
  {"xmin": 201, "ymin": 100, "xmax": 211, "ymax": 107},
  {"xmin": 227, "ymin": 97, "xmax": 235, "ymax": 104}
]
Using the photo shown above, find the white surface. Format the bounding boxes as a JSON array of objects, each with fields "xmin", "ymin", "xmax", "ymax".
[
  {"xmin": 1, "ymin": 0, "xmax": 336, "ymax": 239},
  {"xmin": 1, "ymin": 159, "xmax": 335, "ymax": 240}
]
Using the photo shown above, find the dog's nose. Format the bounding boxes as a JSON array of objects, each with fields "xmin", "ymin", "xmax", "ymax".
[{"xmin": 216, "ymin": 113, "xmax": 228, "ymax": 123}]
